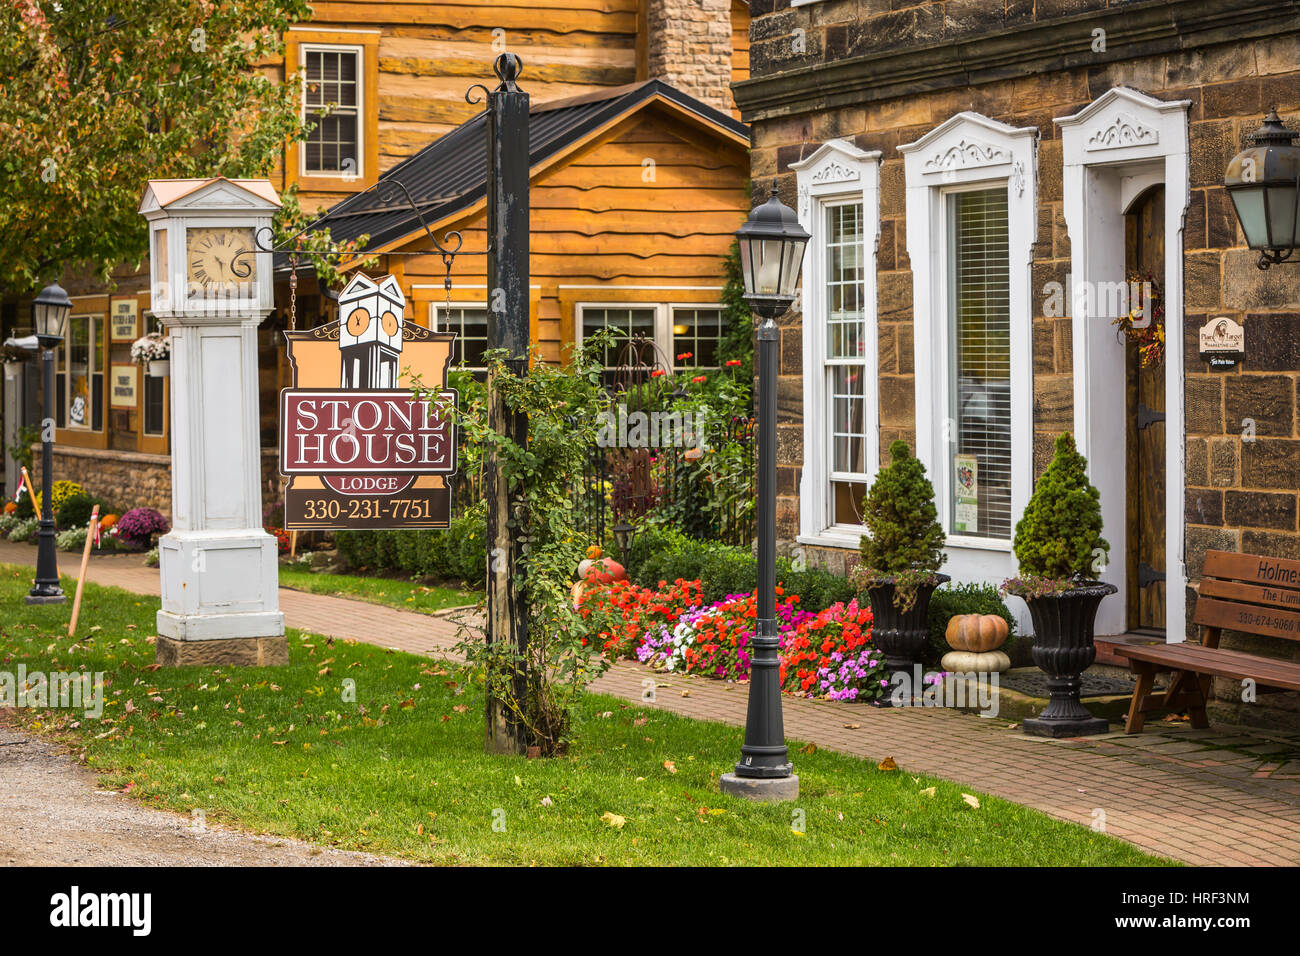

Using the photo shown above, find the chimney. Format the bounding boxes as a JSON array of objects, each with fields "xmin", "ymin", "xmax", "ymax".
[{"xmin": 642, "ymin": 0, "xmax": 736, "ymax": 114}]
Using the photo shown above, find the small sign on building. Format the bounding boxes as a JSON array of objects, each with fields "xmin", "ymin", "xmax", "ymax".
[
  {"xmin": 1199, "ymin": 316, "xmax": 1245, "ymax": 369},
  {"xmin": 110, "ymin": 298, "xmax": 140, "ymax": 342},
  {"xmin": 109, "ymin": 364, "xmax": 138, "ymax": 408}
]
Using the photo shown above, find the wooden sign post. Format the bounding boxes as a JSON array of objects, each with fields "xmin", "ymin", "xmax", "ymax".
[
  {"xmin": 484, "ymin": 53, "xmax": 531, "ymax": 756},
  {"xmin": 67, "ymin": 505, "xmax": 99, "ymax": 637}
]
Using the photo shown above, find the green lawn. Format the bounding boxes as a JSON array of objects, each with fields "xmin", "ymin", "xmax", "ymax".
[
  {"xmin": 0, "ymin": 564, "xmax": 1170, "ymax": 866},
  {"xmin": 277, "ymin": 564, "xmax": 478, "ymax": 615}
]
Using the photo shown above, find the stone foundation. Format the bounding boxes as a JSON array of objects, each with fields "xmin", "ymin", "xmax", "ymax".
[
  {"xmin": 31, "ymin": 446, "xmax": 171, "ymax": 514},
  {"xmin": 156, "ymin": 635, "xmax": 289, "ymax": 668}
]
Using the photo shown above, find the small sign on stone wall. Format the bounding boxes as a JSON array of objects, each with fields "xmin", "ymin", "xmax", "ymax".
[{"xmin": 1199, "ymin": 316, "xmax": 1245, "ymax": 369}]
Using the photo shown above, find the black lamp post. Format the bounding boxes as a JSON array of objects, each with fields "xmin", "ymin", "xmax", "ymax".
[
  {"xmin": 1225, "ymin": 109, "xmax": 1300, "ymax": 270},
  {"xmin": 720, "ymin": 184, "xmax": 809, "ymax": 802},
  {"xmin": 26, "ymin": 281, "xmax": 72, "ymax": 605}
]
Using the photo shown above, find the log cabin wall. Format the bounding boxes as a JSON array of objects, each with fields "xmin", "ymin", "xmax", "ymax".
[
  {"xmin": 391, "ymin": 101, "xmax": 751, "ymax": 364},
  {"xmin": 280, "ymin": 0, "xmax": 752, "ymax": 213}
]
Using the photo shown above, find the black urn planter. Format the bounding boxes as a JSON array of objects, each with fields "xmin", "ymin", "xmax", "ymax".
[
  {"xmin": 864, "ymin": 573, "xmax": 949, "ymax": 703},
  {"xmin": 1021, "ymin": 581, "xmax": 1118, "ymax": 737}
]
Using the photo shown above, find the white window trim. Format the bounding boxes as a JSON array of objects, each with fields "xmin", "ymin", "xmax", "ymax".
[
  {"xmin": 1056, "ymin": 87, "xmax": 1191, "ymax": 640},
  {"xmin": 899, "ymin": 112, "xmax": 1037, "ymax": 593},
  {"xmin": 430, "ymin": 300, "xmax": 489, "ymax": 372},
  {"xmin": 792, "ymin": 139, "xmax": 882, "ymax": 546},
  {"xmin": 573, "ymin": 301, "xmax": 727, "ymax": 373},
  {"xmin": 299, "ymin": 42, "xmax": 365, "ymax": 181}
]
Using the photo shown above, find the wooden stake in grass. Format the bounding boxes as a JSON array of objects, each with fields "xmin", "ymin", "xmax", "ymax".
[
  {"xmin": 20, "ymin": 466, "xmax": 38, "ymax": 514},
  {"xmin": 68, "ymin": 505, "xmax": 99, "ymax": 638}
]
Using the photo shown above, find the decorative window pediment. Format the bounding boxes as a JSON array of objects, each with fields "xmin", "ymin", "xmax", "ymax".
[
  {"xmin": 900, "ymin": 112, "xmax": 1036, "ymax": 187},
  {"xmin": 1056, "ymin": 86, "xmax": 1190, "ymax": 163}
]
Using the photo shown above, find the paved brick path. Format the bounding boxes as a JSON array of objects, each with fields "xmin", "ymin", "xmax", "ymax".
[{"xmin": 4, "ymin": 540, "xmax": 1300, "ymax": 866}]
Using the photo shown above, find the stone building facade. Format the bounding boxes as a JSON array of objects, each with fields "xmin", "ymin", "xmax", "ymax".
[{"xmin": 734, "ymin": 0, "xmax": 1300, "ymax": 652}]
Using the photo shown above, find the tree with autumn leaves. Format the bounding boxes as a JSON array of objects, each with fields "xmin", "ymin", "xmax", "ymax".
[{"xmin": 0, "ymin": 0, "xmax": 358, "ymax": 294}]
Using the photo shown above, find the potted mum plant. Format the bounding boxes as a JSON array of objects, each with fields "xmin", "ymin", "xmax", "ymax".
[
  {"xmin": 850, "ymin": 439, "xmax": 948, "ymax": 691},
  {"xmin": 131, "ymin": 332, "xmax": 170, "ymax": 378},
  {"xmin": 1002, "ymin": 432, "xmax": 1115, "ymax": 737}
]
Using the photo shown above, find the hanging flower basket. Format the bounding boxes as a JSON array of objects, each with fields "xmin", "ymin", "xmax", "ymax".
[
  {"xmin": 147, "ymin": 359, "xmax": 170, "ymax": 378},
  {"xmin": 131, "ymin": 332, "xmax": 170, "ymax": 371}
]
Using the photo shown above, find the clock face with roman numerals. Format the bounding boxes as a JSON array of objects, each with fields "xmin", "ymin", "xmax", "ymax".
[{"xmin": 186, "ymin": 227, "xmax": 256, "ymax": 297}]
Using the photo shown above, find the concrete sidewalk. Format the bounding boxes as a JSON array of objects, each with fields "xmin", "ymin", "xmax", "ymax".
[{"xmin": 3, "ymin": 539, "xmax": 1299, "ymax": 866}]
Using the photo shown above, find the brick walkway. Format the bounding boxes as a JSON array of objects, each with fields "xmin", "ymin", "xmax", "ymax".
[{"xmin": 4, "ymin": 540, "xmax": 1300, "ymax": 866}]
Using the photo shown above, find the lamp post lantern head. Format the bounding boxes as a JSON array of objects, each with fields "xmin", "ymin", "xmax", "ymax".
[
  {"xmin": 31, "ymin": 281, "xmax": 72, "ymax": 348},
  {"xmin": 1225, "ymin": 109, "xmax": 1300, "ymax": 269},
  {"xmin": 736, "ymin": 184, "xmax": 810, "ymax": 319}
]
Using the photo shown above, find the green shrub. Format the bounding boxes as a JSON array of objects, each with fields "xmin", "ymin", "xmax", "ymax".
[
  {"xmin": 858, "ymin": 439, "xmax": 944, "ymax": 577},
  {"xmin": 14, "ymin": 492, "xmax": 34, "ymax": 520},
  {"xmin": 925, "ymin": 583, "xmax": 1019, "ymax": 667},
  {"xmin": 333, "ymin": 511, "xmax": 486, "ymax": 588},
  {"xmin": 56, "ymin": 492, "xmax": 114, "ymax": 531},
  {"xmin": 1011, "ymin": 431, "xmax": 1108, "ymax": 582},
  {"xmin": 623, "ymin": 526, "xmax": 854, "ymax": 610}
]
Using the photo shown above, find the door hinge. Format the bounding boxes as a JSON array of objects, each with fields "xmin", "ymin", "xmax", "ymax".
[
  {"xmin": 1136, "ymin": 403, "xmax": 1166, "ymax": 430},
  {"xmin": 1138, "ymin": 562, "xmax": 1167, "ymax": 589}
]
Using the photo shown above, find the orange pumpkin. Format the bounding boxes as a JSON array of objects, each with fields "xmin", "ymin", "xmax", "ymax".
[
  {"xmin": 944, "ymin": 613, "xmax": 1009, "ymax": 652},
  {"xmin": 98, "ymin": 514, "xmax": 119, "ymax": 533},
  {"xmin": 3, "ymin": 501, "xmax": 15, "ymax": 515}
]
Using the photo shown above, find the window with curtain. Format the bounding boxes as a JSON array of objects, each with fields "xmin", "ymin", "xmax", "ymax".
[
  {"xmin": 303, "ymin": 48, "xmax": 360, "ymax": 175},
  {"xmin": 947, "ymin": 187, "xmax": 1012, "ymax": 540},
  {"xmin": 825, "ymin": 201, "xmax": 869, "ymax": 526}
]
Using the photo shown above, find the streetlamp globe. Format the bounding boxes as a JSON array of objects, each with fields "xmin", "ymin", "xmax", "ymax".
[
  {"xmin": 31, "ymin": 281, "xmax": 72, "ymax": 347},
  {"xmin": 736, "ymin": 184, "xmax": 811, "ymax": 317},
  {"xmin": 1225, "ymin": 109, "xmax": 1300, "ymax": 270}
]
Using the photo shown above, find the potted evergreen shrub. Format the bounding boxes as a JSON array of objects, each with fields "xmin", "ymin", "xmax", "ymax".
[
  {"xmin": 850, "ymin": 440, "xmax": 949, "ymax": 692},
  {"xmin": 1002, "ymin": 432, "xmax": 1115, "ymax": 737}
]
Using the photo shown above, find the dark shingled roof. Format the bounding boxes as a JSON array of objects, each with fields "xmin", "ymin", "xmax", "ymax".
[{"xmin": 289, "ymin": 79, "xmax": 749, "ymax": 262}]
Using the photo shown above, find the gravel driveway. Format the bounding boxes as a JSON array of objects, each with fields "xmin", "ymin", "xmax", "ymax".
[{"xmin": 0, "ymin": 722, "xmax": 404, "ymax": 866}]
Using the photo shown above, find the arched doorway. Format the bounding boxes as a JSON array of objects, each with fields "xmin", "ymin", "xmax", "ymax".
[{"xmin": 1124, "ymin": 184, "xmax": 1166, "ymax": 634}]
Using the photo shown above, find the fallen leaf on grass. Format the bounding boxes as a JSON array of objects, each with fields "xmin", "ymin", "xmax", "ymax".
[
  {"xmin": 663, "ymin": 760, "xmax": 677, "ymax": 774},
  {"xmin": 877, "ymin": 757, "xmax": 898, "ymax": 771},
  {"xmin": 843, "ymin": 723, "xmax": 861, "ymax": 729},
  {"xmin": 799, "ymin": 742, "xmax": 817, "ymax": 755},
  {"xmin": 399, "ymin": 699, "xmax": 415, "ymax": 709},
  {"xmin": 961, "ymin": 793, "xmax": 980, "ymax": 810},
  {"xmin": 600, "ymin": 812, "xmax": 626, "ymax": 830},
  {"xmin": 919, "ymin": 786, "xmax": 936, "ymax": 798},
  {"xmin": 453, "ymin": 705, "xmax": 468, "ymax": 714}
]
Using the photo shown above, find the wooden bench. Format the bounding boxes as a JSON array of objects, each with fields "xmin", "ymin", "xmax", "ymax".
[{"xmin": 1115, "ymin": 549, "xmax": 1300, "ymax": 733}]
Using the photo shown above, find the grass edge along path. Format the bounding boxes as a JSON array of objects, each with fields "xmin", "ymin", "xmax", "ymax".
[
  {"xmin": 0, "ymin": 566, "xmax": 1168, "ymax": 866},
  {"xmin": 276, "ymin": 564, "xmax": 479, "ymax": 616}
]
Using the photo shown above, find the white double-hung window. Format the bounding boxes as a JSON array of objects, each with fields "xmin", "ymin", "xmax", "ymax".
[
  {"xmin": 792, "ymin": 140, "xmax": 882, "ymax": 546},
  {"xmin": 899, "ymin": 112, "xmax": 1037, "ymax": 585}
]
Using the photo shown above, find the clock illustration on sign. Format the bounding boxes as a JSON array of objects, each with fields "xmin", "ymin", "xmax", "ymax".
[
  {"xmin": 186, "ymin": 227, "xmax": 255, "ymax": 297},
  {"xmin": 347, "ymin": 307, "xmax": 371, "ymax": 337}
]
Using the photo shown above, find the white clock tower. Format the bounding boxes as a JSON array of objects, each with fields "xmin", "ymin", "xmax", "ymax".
[{"xmin": 139, "ymin": 178, "xmax": 285, "ymax": 666}]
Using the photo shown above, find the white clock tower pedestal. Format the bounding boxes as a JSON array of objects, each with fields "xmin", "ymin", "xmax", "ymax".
[{"xmin": 139, "ymin": 178, "xmax": 285, "ymax": 667}]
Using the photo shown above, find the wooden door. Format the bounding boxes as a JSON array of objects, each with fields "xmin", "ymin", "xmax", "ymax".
[{"xmin": 1125, "ymin": 186, "xmax": 1166, "ymax": 631}]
